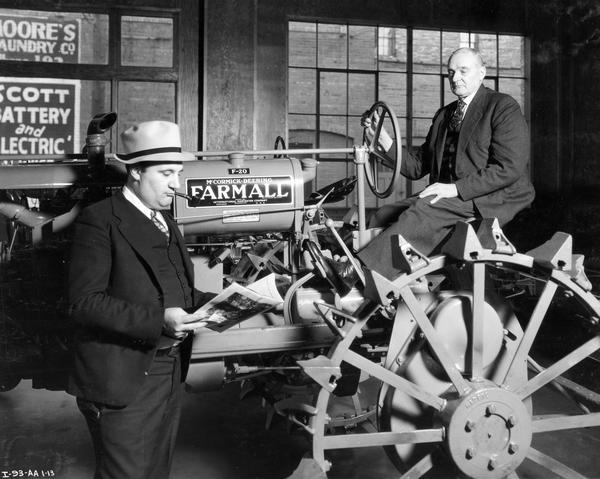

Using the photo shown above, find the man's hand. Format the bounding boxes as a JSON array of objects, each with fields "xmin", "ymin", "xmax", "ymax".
[
  {"xmin": 163, "ymin": 307, "xmax": 207, "ymax": 337},
  {"xmin": 361, "ymin": 111, "xmax": 394, "ymax": 152},
  {"xmin": 418, "ymin": 182, "xmax": 458, "ymax": 204}
]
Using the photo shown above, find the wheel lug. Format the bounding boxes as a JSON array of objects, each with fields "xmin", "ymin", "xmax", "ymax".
[
  {"xmin": 507, "ymin": 415, "xmax": 517, "ymax": 427},
  {"xmin": 485, "ymin": 404, "xmax": 497, "ymax": 416},
  {"xmin": 466, "ymin": 447, "xmax": 476, "ymax": 459},
  {"xmin": 465, "ymin": 419, "xmax": 476, "ymax": 432},
  {"xmin": 488, "ymin": 455, "xmax": 498, "ymax": 470},
  {"xmin": 508, "ymin": 442, "xmax": 519, "ymax": 454}
]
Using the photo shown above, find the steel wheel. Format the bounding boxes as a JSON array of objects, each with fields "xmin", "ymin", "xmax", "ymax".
[
  {"xmin": 362, "ymin": 101, "xmax": 402, "ymax": 199},
  {"xmin": 304, "ymin": 221, "xmax": 600, "ymax": 478}
]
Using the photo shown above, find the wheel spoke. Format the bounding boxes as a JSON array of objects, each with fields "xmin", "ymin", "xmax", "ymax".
[
  {"xmin": 532, "ymin": 412, "xmax": 600, "ymax": 433},
  {"xmin": 516, "ymin": 335, "xmax": 600, "ymax": 399},
  {"xmin": 369, "ymin": 148, "xmax": 395, "ymax": 169},
  {"xmin": 502, "ymin": 281, "xmax": 558, "ymax": 387},
  {"xmin": 321, "ymin": 428, "xmax": 443, "ymax": 450},
  {"xmin": 526, "ymin": 446, "xmax": 588, "ymax": 479},
  {"xmin": 470, "ymin": 262, "xmax": 486, "ymax": 379},
  {"xmin": 343, "ymin": 349, "xmax": 446, "ymax": 410},
  {"xmin": 400, "ymin": 452, "xmax": 435, "ymax": 479},
  {"xmin": 400, "ymin": 286, "xmax": 470, "ymax": 394},
  {"xmin": 528, "ymin": 357, "xmax": 597, "ymax": 412},
  {"xmin": 368, "ymin": 159, "xmax": 378, "ymax": 190}
]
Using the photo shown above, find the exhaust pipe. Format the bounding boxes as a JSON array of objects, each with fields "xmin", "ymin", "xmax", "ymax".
[{"xmin": 85, "ymin": 112, "xmax": 117, "ymax": 175}]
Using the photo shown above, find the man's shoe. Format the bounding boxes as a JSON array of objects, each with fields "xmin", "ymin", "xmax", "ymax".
[{"xmin": 303, "ymin": 240, "xmax": 360, "ymax": 296}]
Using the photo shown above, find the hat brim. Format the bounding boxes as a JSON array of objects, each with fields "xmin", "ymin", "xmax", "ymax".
[{"xmin": 115, "ymin": 151, "xmax": 196, "ymax": 164}]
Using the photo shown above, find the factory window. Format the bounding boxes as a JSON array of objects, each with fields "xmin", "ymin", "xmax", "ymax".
[
  {"xmin": 0, "ymin": 7, "xmax": 181, "ymax": 159},
  {"xmin": 288, "ymin": 22, "xmax": 528, "ymax": 210}
]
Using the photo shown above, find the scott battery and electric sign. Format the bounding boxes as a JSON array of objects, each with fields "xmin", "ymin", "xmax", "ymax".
[{"xmin": 0, "ymin": 77, "xmax": 80, "ymax": 155}]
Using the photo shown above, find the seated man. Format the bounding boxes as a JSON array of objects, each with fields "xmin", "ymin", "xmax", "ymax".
[{"xmin": 351, "ymin": 47, "xmax": 535, "ymax": 283}]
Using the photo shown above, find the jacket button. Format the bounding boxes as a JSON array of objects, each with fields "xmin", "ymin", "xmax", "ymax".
[{"xmin": 144, "ymin": 371, "xmax": 148, "ymax": 376}]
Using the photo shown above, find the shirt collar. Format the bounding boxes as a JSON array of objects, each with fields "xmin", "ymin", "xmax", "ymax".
[
  {"xmin": 459, "ymin": 89, "xmax": 478, "ymax": 108},
  {"xmin": 122, "ymin": 185, "xmax": 154, "ymax": 220}
]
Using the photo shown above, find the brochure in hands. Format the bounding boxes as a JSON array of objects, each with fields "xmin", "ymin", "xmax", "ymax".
[{"xmin": 185, "ymin": 273, "xmax": 285, "ymax": 332}]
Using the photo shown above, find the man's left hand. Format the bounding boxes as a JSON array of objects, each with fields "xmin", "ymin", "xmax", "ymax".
[{"xmin": 419, "ymin": 182, "xmax": 458, "ymax": 204}]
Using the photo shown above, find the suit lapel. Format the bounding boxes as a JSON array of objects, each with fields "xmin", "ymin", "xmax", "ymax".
[
  {"xmin": 457, "ymin": 85, "xmax": 487, "ymax": 154},
  {"xmin": 433, "ymin": 106, "xmax": 453, "ymax": 178},
  {"xmin": 111, "ymin": 192, "xmax": 165, "ymax": 291},
  {"xmin": 164, "ymin": 212, "xmax": 194, "ymax": 284}
]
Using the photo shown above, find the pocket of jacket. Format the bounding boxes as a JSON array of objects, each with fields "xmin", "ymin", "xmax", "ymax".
[{"xmin": 76, "ymin": 397, "xmax": 106, "ymax": 420}]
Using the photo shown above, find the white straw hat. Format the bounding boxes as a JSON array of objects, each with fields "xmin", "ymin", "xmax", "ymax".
[{"xmin": 115, "ymin": 121, "xmax": 195, "ymax": 164}]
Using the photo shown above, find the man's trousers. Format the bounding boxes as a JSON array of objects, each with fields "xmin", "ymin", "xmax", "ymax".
[
  {"xmin": 357, "ymin": 195, "xmax": 476, "ymax": 280},
  {"xmin": 77, "ymin": 349, "xmax": 183, "ymax": 479}
]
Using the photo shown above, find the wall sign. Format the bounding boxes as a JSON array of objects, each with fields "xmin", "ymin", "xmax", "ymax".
[
  {"xmin": 186, "ymin": 176, "xmax": 293, "ymax": 207},
  {"xmin": 0, "ymin": 77, "xmax": 80, "ymax": 156},
  {"xmin": 0, "ymin": 13, "xmax": 80, "ymax": 63}
]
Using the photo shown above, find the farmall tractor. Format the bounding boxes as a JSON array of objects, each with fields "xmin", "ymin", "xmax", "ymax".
[{"xmin": 1, "ymin": 104, "xmax": 600, "ymax": 479}]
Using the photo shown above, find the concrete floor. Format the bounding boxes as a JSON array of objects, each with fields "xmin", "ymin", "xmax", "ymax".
[{"xmin": 1, "ymin": 377, "xmax": 600, "ymax": 479}]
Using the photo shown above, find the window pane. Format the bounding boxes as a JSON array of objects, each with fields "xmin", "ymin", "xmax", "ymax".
[
  {"xmin": 289, "ymin": 21, "xmax": 316, "ymax": 67},
  {"xmin": 117, "ymin": 82, "xmax": 175, "ymax": 147},
  {"xmin": 0, "ymin": 9, "xmax": 108, "ymax": 64},
  {"xmin": 472, "ymin": 33, "xmax": 497, "ymax": 76},
  {"xmin": 483, "ymin": 78, "xmax": 496, "ymax": 90},
  {"xmin": 443, "ymin": 77, "xmax": 454, "ymax": 105},
  {"xmin": 348, "ymin": 115, "xmax": 365, "ymax": 147},
  {"xmin": 0, "ymin": 76, "xmax": 81, "ymax": 155},
  {"xmin": 348, "ymin": 73, "xmax": 375, "ymax": 115},
  {"xmin": 320, "ymin": 72, "xmax": 346, "ymax": 115},
  {"xmin": 318, "ymin": 23, "xmax": 347, "ymax": 69},
  {"xmin": 442, "ymin": 31, "xmax": 469, "ymax": 66},
  {"xmin": 378, "ymin": 27, "xmax": 407, "ymax": 72},
  {"xmin": 379, "ymin": 72, "xmax": 407, "ymax": 117},
  {"xmin": 499, "ymin": 35, "xmax": 525, "ymax": 77},
  {"xmin": 412, "ymin": 118, "xmax": 432, "ymax": 147},
  {"xmin": 413, "ymin": 29, "xmax": 440, "ymax": 74},
  {"xmin": 79, "ymin": 80, "xmax": 111, "ymax": 145},
  {"xmin": 413, "ymin": 74, "xmax": 440, "ymax": 118},
  {"xmin": 121, "ymin": 16, "xmax": 173, "ymax": 67},
  {"xmin": 289, "ymin": 68, "xmax": 316, "ymax": 114},
  {"xmin": 499, "ymin": 78, "xmax": 525, "ymax": 112},
  {"xmin": 349, "ymin": 25, "xmax": 376, "ymax": 70},
  {"xmin": 319, "ymin": 115, "xmax": 348, "ymax": 162},
  {"xmin": 289, "ymin": 114, "xmax": 316, "ymax": 150}
]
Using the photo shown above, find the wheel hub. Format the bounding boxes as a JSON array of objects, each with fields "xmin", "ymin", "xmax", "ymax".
[{"xmin": 441, "ymin": 384, "xmax": 532, "ymax": 478}]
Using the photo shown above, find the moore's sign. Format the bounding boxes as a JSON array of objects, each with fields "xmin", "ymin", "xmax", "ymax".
[{"xmin": 0, "ymin": 13, "xmax": 80, "ymax": 63}]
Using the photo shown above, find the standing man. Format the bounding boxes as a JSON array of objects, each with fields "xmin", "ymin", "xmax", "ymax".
[
  {"xmin": 67, "ymin": 121, "xmax": 213, "ymax": 479},
  {"xmin": 357, "ymin": 47, "xmax": 535, "ymax": 280}
]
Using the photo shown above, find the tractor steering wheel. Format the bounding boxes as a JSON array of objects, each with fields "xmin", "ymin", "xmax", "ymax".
[
  {"xmin": 273, "ymin": 136, "xmax": 286, "ymax": 158},
  {"xmin": 362, "ymin": 101, "xmax": 402, "ymax": 199}
]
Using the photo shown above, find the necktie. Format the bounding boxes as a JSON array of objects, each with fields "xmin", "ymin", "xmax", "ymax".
[
  {"xmin": 150, "ymin": 210, "xmax": 170, "ymax": 240},
  {"xmin": 449, "ymin": 99, "xmax": 466, "ymax": 131}
]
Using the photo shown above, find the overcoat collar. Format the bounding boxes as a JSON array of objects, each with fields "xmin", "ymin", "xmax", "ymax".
[
  {"xmin": 457, "ymin": 84, "xmax": 487, "ymax": 153},
  {"xmin": 110, "ymin": 191, "xmax": 194, "ymax": 291},
  {"xmin": 434, "ymin": 84, "xmax": 488, "ymax": 170}
]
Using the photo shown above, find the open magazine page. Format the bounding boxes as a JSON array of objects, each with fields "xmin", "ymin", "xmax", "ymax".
[{"xmin": 185, "ymin": 274, "xmax": 284, "ymax": 332}]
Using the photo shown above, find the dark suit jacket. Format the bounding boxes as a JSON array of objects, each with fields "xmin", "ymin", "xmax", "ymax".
[
  {"xmin": 67, "ymin": 191, "xmax": 212, "ymax": 407},
  {"xmin": 402, "ymin": 85, "xmax": 535, "ymax": 225}
]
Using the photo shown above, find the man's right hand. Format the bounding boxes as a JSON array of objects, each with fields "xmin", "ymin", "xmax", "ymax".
[
  {"xmin": 163, "ymin": 307, "xmax": 206, "ymax": 337},
  {"xmin": 361, "ymin": 110, "xmax": 394, "ymax": 152}
]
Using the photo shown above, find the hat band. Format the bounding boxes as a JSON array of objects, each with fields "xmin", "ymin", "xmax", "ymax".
[{"xmin": 120, "ymin": 146, "xmax": 182, "ymax": 161}]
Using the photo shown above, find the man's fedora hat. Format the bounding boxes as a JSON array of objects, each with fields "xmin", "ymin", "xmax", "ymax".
[{"xmin": 115, "ymin": 121, "xmax": 195, "ymax": 164}]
